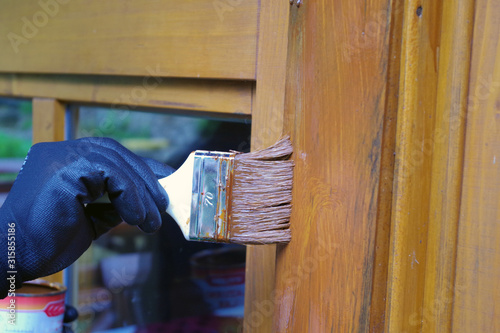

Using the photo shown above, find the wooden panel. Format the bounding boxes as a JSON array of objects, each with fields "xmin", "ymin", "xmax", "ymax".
[
  {"xmin": 32, "ymin": 98, "xmax": 66, "ymax": 284},
  {"xmin": 422, "ymin": 0, "xmax": 475, "ymax": 331},
  {"xmin": 0, "ymin": 74, "xmax": 252, "ymax": 116},
  {"xmin": 385, "ymin": 1, "xmax": 478, "ymax": 331},
  {"xmin": 274, "ymin": 0, "xmax": 394, "ymax": 331},
  {"xmin": 384, "ymin": 1, "xmax": 443, "ymax": 331},
  {"xmin": 452, "ymin": 0, "xmax": 500, "ymax": 331},
  {"xmin": 369, "ymin": 0, "xmax": 404, "ymax": 330},
  {"xmin": 0, "ymin": 0, "xmax": 258, "ymax": 80},
  {"xmin": 32, "ymin": 98, "xmax": 65, "ymax": 143},
  {"xmin": 243, "ymin": 1, "xmax": 290, "ymax": 332}
]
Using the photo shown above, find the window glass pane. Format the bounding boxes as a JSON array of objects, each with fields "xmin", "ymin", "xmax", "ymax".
[
  {"xmin": 0, "ymin": 98, "xmax": 32, "ymax": 206},
  {"xmin": 73, "ymin": 106, "xmax": 250, "ymax": 333}
]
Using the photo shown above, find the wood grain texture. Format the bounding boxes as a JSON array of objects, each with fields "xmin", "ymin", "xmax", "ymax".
[
  {"xmin": 369, "ymin": 0, "xmax": 404, "ymax": 330},
  {"xmin": 0, "ymin": 74, "xmax": 252, "ymax": 115},
  {"xmin": 243, "ymin": 1, "xmax": 290, "ymax": 332},
  {"xmin": 0, "ymin": 0, "xmax": 258, "ymax": 80},
  {"xmin": 32, "ymin": 98, "xmax": 66, "ymax": 284},
  {"xmin": 32, "ymin": 98, "xmax": 65, "ymax": 143},
  {"xmin": 384, "ymin": 1, "xmax": 443, "ymax": 331},
  {"xmin": 422, "ymin": 0, "xmax": 475, "ymax": 331},
  {"xmin": 275, "ymin": 0, "xmax": 394, "ymax": 331},
  {"xmin": 452, "ymin": 0, "xmax": 500, "ymax": 330}
]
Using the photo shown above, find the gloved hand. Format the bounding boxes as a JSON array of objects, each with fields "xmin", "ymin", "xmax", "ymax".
[{"xmin": 0, "ymin": 137, "xmax": 174, "ymax": 298}]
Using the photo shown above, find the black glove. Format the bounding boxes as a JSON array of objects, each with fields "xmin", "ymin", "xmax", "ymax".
[{"xmin": 0, "ymin": 137, "xmax": 174, "ymax": 298}]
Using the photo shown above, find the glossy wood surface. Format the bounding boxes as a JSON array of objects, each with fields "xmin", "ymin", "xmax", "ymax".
[
  {"xmin": 0, "ymin": 74, "xmax": 252, "ymax": 115},
  {"xmin": 385, "ymin": 1, "xmax": 443, "ymax": 331},
  {"xmin": 422, "ymin": 0, "xmax": 475, "ymax": 331},
  {"xmin": 243, "ymin": 1, "xmax": 290, "ymax": 332},
  {"xmin": 2, "ymin": 1, "xmax": 498, "ymax": 331},
  {"xmin": 274, "ymin": 1, "xmax": 395, "ymax": 331},
  {"xmin": 369, "ymin": 0, "xmax": 404, "ymax": 330},
  {"xmin": 452, "ymin": 0, "xmax": 500, "ymax": 330},
  {"xmin": 0, "ymin": 0, "xmax": 258, "ymax": 80},
  {"xmin": 32, "ymin": 98, "xmax": 66, "ymax": 284}
]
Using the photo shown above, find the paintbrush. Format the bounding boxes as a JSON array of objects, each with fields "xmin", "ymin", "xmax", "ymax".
[{"xmin": 160, "ymin": 136, "xmax": 294, "ymax": 244}]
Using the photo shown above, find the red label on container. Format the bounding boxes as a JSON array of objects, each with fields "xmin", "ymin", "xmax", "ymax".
[{"xmin": 43, "ymin": 300, "xmax": 65, "ymax": 317}]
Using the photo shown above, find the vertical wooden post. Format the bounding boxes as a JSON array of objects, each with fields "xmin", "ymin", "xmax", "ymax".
[
  {"xmin": 274, "ymin": 0, "xmax": 396, "ymax": 331},
  {"xmin": 369, "ymin": 0, "xmax": 405, "ymax": 330},
  {"xmin": 385, "ymin": 0, "xmax": 475, "ymax": 331},
  {"xmin": 243, "ymin": 1, "xmax": 290, "ymax": 332},
  {"xmin": 32, "ymin": 98, "xmax": 66, "ymax": 284},
  {"xmin": 384, "ymin": 1, "xmax": 443, "ymax": 331},
  {"xmin": 452, "ymin": 0, "xmax": 500, "ymax": 331},
  {"xmin": 422, "ymin": 0, "xmax": 475, "ymax": 331},
  {"xmin": 32, "ymin": 98, "xmax": 65, "ymax": 143}
]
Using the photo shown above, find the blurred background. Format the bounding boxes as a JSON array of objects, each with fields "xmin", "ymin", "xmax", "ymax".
[{"xmin": 0, "ymin": 97, "xmax": 251, "ymax": 333}]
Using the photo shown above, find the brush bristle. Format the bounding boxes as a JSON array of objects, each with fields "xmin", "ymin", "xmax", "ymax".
[{"xmin": 229, "ymin": 136, "xmax": 294, "ymax": 244}]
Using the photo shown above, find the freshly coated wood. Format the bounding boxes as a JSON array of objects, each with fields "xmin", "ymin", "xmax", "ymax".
[
  {"xmin": 422, "ymin": 0, "xmax": 475, "ymax": 331},
  {"xmin": 32, "ymin": 98, "xmax": 66, "ymax": 284},
  {"xmin": 452, "ymin": 0, "xmax": 500, "ymax": 330},
  {"xmin": 4, "ymin": 1, "xmax": 498, "ymax": 330},
  {"xmin": 385, "ymin": 1, "xmax": 443, "ymax": 331},
  {"xmin": 385, "ymin": 1, "xmax": 479, "ymax": 331},
  {"xmin": 0, "ymin": 74, "xmax": 252, "ymax": 115},
  {"xmin": 0, "ymin": 0, "xmax": 258, "ymax": 80},
  {"xmin": 369, "ymin": 0, "xmax": 404, "ymax": 330},
  {"xmin": 274, "ymin": 0, "xmax": 394, "ymax": 331},
  {"xmin": 243, "ymin": 1, "xmax": 290, "ymax": 332}
]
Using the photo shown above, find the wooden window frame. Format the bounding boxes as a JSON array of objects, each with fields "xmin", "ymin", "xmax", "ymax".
[
  {"xmin": 0, "ymin": 1, "xmax": 289, "ymax": 332},
  {"xmin": 2, "ymin": 1, "xmax": 499, "ymax": 332}
]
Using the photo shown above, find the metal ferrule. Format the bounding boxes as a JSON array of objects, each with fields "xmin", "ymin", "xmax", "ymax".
[{"xmin": 189, "ymin": 150, "xmax": 235, "ymax": 242}]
